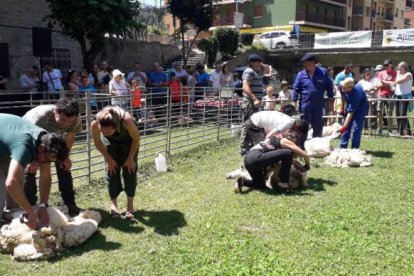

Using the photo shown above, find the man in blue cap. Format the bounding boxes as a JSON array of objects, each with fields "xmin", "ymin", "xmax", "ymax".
[
  {"xmin": 292, "ymin": 53, "xmax": 334, "ymax": 141},
  {"xmin": 239, "ymin": 53, "xmax": 270, "ymax": 155}
]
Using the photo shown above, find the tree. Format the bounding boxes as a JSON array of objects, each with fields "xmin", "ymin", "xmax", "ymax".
[
  {"xmin": 214, "ymin": 27, "xmax": 239, "ymax": 58},
  {"xmin": 167, "ymin": 0, "xmax": 216, "ymax": 68},
  {"xmin": 45, "ymin": 0, "xmax": 140, "ymax": 70}
]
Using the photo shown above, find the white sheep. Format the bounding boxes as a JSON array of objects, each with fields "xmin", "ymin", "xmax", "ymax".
[
  {"xmin": 304, "ymin": 136, "xmax": 333, "ymax": 158},
  {"xmin": 307, "ymin": 123, "xmax": 342, "ymax": 140},
  {"xmin": 227, "ymin": 163, "xmax": 307, "ymax": 191},
  {"xmin": 0, "ymin": 207, "xmax": 101, "ymax": 261},
  {"xmin": 324, "ymin": 148, "xmax": 372, "ymax": 168}
]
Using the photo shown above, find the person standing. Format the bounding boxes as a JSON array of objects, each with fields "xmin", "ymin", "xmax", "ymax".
[
  {"xmin": 292, "ymin": 53, "xmax": 334, "ymax": 140},
  {"xmin": 0, "ymin": 113, "xmax": 68, "ymax": 229},
  {"xmin": 209, "ymin": 63, "xmax": 224, "ymax": 96},
  {"xmin": 42, "ymin": 62, "xmax": 63, "ymax": 100},
  {"xmin": 358, "ymin": 68, "xmax": 379, "ymax": 130},
  {"xmin": 239, "ymin": 54, "xmax": 270, "ymax": 155},
  {"xmin": 377, "ymin": 59, "xmax": 397, "ymax": 135},
  {"xmin": 338, "ymin": 77, "xmax": 368, "ymax": 149},
  {"xmin": 91, "ymin": 106, "xmax": 140, "ymax": 220},
  {"xmin": 334, "ymin": 63, "xmax": 354, "ymax": 89},
  {"xmin": 23, "ymin": 97, "xmax": 84, "ymax": 215},
  {"xmin": 394, "ymin": 61, "xmax": 412, "ymax": 136},
  {"xmin": 109, "ymin": 69, "xmax": 130, "ymax": 108},
  {"xmin": 126, "ymin": 62, "xmax": 148, "ymax": 89},
  {"xmin": 147, "ymin": 62, "xmax": 169, "ymax": 107},
  {"xmin": 222, "ymin": 62, "xmax": 233, "ymax": 87}
]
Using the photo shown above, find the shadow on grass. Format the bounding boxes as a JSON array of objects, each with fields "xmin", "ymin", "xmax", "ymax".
[
  {"xmin": 135, "ymin": 209, "xmax": 187, "ymax": 236},
  {"xmin": 366, "ymin": 150, "xmax": 394, "ymax": 159},
  {"xmin": 94, "ymin": 208, "xmax": 145, "ymax": 234},
  {"xmin": 48, "ymin": 230, "xmax": 122, "ymax": 263},
  {"xmin": 243, "ymin": 177, "xmax": 337, "ymax": 196}
]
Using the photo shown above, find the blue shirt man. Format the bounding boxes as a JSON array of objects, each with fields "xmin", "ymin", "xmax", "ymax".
[
  {"xmin": 79, "ymin": 77, "xmax": 97, "ymax": 109},
  {"xmin": 334, "ymin": 63, "xmax": 354, "ymax": 87},
  {"xmin": 292, "ymin": 53, "xmax": 334, "ymax": 138},
  {"xmin": 338, "ymin": 78, "xmax": 368, "ymax": 149}
]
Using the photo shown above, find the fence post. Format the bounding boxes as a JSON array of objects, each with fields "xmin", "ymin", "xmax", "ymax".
[
  {"xmin": 166, "ymin": 88, "xmax": 172, "ymax": 156},
  {"xmin": 85, "ymin": 91, "xmax": 92, "ymax": 184},
  {"xmin": 217, "ymin": 89, "xmax": 222, "ymax": 141}
]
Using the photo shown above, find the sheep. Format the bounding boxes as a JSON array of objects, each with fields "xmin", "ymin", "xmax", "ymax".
[
  {"xmin": 324, "ymin": 148, "xmax": 372, "ymax": 168},
  {"xmin": 0, "ymin": 207, "xmax": 101, "ymax": 261},
  {"xmin": 227, "ymin": 163, "xmax": 307, "ymax": 191},
  {"xmin": 304, "ymin": 136, "xmax": 333, "ymax": 158},
  {"xmin": 307, "ymin": 123, "xmax": 342, "ymax": 140},
  {"xmin": 265, "ymin": 163, "xmax": 308, "ymax": 190}
]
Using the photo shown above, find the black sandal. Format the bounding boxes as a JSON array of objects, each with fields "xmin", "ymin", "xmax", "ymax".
[{"xmin": 110, "ymin": 209, "xmax": 121, "ymax": 219}]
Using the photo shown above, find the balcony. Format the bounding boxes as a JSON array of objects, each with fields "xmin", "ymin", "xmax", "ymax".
[
  {"xmin": 377, "ymin": 0, "xmax": 395, "ymax": 6},
  {"xmin": 212, "ymin": 15, "xmax": 252, "ymax": 27},
  {"xmin": 352, "ymin": 6, "xmax": 364, "ymax": 16},
  {"xmin": 296, "ymin": 11, "xmax": 346, "ymax": 28},
  {"xmin": 371, "ymin": 9, "xmax": 376, "ymax": 18},
  {"xmin": 376, "ymin": 13, "xmax": 394, "ymax": 23},
  {"xmin": 318, "ymin": 0, "xmax": 347, "ymax": 6},
  {"xmin": 404, "ymin": 18, "xmax": 411, "ymax": 27},
  {"xmin": 406, "ymin": 0, "xmax": 413, "ymax": 11},
  {"xmin": 213, "ymin": 0, "xmax": 252, "ymax": 5}
]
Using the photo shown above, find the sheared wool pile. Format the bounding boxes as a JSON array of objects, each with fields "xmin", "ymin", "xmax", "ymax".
[
  {"xmin": 324, "ymin": 148, "xmax": 372, "ymax": 168},
  {"xmin": 0, "ymin": 207, "xmax": 101, "ymax": 261}
]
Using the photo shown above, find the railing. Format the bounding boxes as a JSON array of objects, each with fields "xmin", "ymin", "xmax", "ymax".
[
  {"xmin": 352, "ymin": 6, "xmax": 364, "ymax": 16},
  {"xmin": 295, "ymin": 11, "xmax": 346, "ymax": 28},
  {"xmin": 213, "ymin": 15, "xmax": 252, "ymax": 26},
  {"xmin": 376, "ymin": 13, "xmax": 394, "ymax": 22},
  {"xmin": 319, "ymin": 0, "xmax": 347, "ymax": 4},
  {"xmin": 404, "ymin": 18, "xmax": 411, "ymax": 25}
]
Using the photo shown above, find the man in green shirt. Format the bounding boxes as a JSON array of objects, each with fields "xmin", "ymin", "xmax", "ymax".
[
  {"xmin": 0, "ymin": 114, "xmax": 68, "ymax": 229},
  {"xmin": 23, "ymin": 97, "xmax": 83, "ymax": 215}
]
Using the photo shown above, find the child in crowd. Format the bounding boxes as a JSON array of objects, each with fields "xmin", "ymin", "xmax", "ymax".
[
  {"xmin": 278, "ymin": 81, "xmax": 292, "ymax": 109},
  {"xmin": 262, "ymin": 86, "xmax": 276, "ymax": 111}
]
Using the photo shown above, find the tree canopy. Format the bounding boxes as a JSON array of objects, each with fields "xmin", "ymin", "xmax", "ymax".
[
  {"xmin": 45, "ymin": 0, "xmax": 140, "ymax": 70},
  {"xmin": 168, "ymin": 0, "xmax": 216, "ymax": 67}
]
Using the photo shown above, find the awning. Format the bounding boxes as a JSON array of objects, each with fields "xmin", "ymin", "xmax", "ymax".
[{"xmin": 240, "ymin": 24, "xmax": 328, "ymax": 34}]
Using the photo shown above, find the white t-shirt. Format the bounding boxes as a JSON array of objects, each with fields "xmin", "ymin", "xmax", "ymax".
[
  {"xmin": 278, "ymin": 89, "xmax": 292, "ymax": 101},
  {"xmin": 209, "ymin": 70, "xmax": 223, "ymax": 90},
  {"xmin": 19, "ymin": 74, "xmax": 37, "ymax": 92},
  {"xmin": 358, "ymin": 78, "xmax": 377, "ymax": 98},
  {"xmin": 126, "ymin": 71, "xmax": 147, "ymax": 87},
  {"xmin": 42, "ymin": 69, "xmax": 63, "ymax": 92},
  {"xmin": 395, "ymin": 72, "xmax": 413, "ymax": 96},
  {"xmin": 262, "ymin": 95, "xmax": 276, "ymax": 110},
  {"xmin": 250, "ymin": 111, "xmax": 295, "ymax": 135}
]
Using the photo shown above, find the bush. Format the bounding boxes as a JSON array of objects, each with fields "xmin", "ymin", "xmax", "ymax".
[
  {"xmin": 240, "ymin": 33, "xmax": 255, "ymax": 45},
  {"xmin": 214, "ymin": 27, "xmax": 239, "ymax": 57},
  {"xmin": 198, "ymin": 37, "xmax": 218, "ymax": 68}
]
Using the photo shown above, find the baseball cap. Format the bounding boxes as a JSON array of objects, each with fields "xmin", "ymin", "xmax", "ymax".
[
  {"xmin": 374, "ymin": 64, "xmax": 384, "ymax": 72},
  {"xmin": 384, "ymin": 59, "xmax": 392, "ymax": 65},
  {"xmin": 300, "ymin": 53, "xmax": 316, "ymax": 62},
  {"xmin": 248, "ymin": 54, "xmax": 263, "ymax": 63}
]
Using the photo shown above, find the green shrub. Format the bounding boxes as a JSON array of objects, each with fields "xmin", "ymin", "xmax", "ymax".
[
  {"xmin": 214, "ymin": 27, "xmax": 239, "ymax": 57},
  {"xmin": 198, "ymin": 37, "xmax": 218, "ymax": 67},
  {"xmin": 240, "ymin": 33, "xmax": 255, "ymax": 45}
]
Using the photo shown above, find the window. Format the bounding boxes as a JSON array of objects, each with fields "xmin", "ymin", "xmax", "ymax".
[
  {"xmin": 0, "ymin": 43, "xmax": 10, "ymax": 78},
  {"xmin": 40, "ymin": 48, "xmax": 72, "ymax": 76},
  {"xmin": 366, "ymin": 7, "xmax": 370, "ymax": 17},
  {"xmin": 254, "ymin": 5, "xmax": 263, "ymax": 17},
  {"xmin": 395, "ymin": 8, "xmax": 398, "ymax": 17},
  {"xmin": 316, "ymin": 6, "xmax": 319, "ymax": 15}
]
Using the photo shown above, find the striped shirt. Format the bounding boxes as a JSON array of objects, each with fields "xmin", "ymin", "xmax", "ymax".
[{"xmin": 242, "ymin": 67, "xmax": 264, "ymax": 99}]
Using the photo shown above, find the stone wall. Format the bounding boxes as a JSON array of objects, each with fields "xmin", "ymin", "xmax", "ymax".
[{"xmin": 0, "ymin": 0, "xmax": 181, "ymax": 89}]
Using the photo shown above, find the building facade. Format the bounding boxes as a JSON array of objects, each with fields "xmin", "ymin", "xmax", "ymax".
[{"xmin": 212, "ymin": 0, "xmax": 413, "ymax": 34}]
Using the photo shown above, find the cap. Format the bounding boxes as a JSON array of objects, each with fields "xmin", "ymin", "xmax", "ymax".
[
  {"xmin": 374, "ymin": 64, "xmax": 384, "ymax": 72},
  {"xmin": 248, "ymin": 54, "xmax": 263, "ymax": 63},
  {"xmin": 340, "ymin": 77, "xmax": 354, "ymax": 88},
  {"xmin": 384, "ymin": 59, "xmax": 392, "ymax": 65},
  {"xmin": 112, "ymin": 69, "xmax": 124, "ymax": 78},
  {"xmin": 300, "ymin": 53, "xmax": 316, "ymax": 62}
]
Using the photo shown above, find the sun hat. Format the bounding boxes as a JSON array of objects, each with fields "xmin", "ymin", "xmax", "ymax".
[
  {"xmin": 374, "ymin": 64, "xmax": 383, "ymax": 72},
  {"xmin": 112, "ymin": 69, "xmax": 124, "ymax": 78},
  {"xmin": 340, "ymin": 77, "xmax": 354, "ymax": 88}
]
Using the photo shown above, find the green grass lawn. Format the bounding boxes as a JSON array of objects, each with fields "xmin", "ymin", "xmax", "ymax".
[{"xmin": 1, "ymin": 136, "xmax": 414, "ymax": 275}]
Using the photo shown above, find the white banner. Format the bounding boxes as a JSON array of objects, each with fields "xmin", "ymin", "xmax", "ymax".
[
  {"xmin": 314, "ymin": 31, "xmax": 372, "ymax": 49},
  {"xmin": 382, "ymin": 29, "xmax": 414, "ymax": 47}
]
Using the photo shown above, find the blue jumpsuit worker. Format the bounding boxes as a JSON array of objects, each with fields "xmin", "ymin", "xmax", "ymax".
[
  {"xmin": 292, "ymin": 53, "xmax": 334, "ymax": 142},
  {"xmin": 338, "ymin": 77, "xmax": 368, "ymax": 149}
]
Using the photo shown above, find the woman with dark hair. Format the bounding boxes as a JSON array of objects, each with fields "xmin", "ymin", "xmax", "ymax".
[
  {"xmin": 91, "ymin": 106, "xmax": 140, "ymax": 219},
  {"xmin": 66, "ymin": 70, "xmax": 81, "ymax": 95},
  {"xmin": 236, "ymin": 129, "xmax": 310, "ymax": 193},
  {"xmin": 222, "ymin": 62, "xmax": 233, "ymax": 87}
]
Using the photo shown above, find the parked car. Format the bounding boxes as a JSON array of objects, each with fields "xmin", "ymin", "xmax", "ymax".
[{"xmin": 252, "ymin": 31, "xmax": 298, "ymax": 49}]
